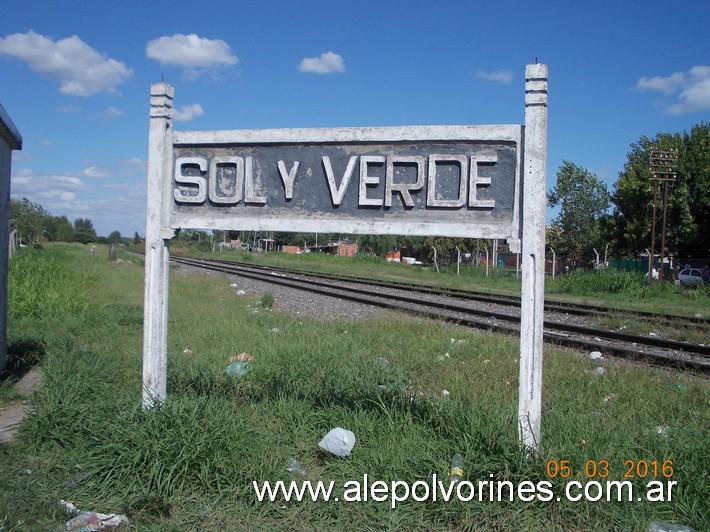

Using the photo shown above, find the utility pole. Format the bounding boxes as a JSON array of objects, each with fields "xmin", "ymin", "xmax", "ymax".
[{"xmin": 649, "ymin": 149, "xmax": 678, "ymax": 282}]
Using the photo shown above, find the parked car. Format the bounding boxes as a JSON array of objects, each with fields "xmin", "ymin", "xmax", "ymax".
[{"xmin": 677, "ymin": 268, "xmax": 704, "ymax": 287}]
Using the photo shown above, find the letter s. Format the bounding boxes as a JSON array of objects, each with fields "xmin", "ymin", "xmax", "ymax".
[{"xmin": 174, "ymin": 157, "xmax": 207, "ymax": 204}]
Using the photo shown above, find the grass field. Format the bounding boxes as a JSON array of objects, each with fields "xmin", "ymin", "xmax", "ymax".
[{"xmin": 1, "ymin": 244, "xmax": 708, "ymax": 530}]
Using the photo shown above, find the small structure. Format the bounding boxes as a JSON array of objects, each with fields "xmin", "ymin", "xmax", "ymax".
[
  {"xmin": 0, "ymin": 104, "xmax": 23, "ymax": 372},
  {"xmin": 386, "ymin": 251, "xmax": 401, "ymax": 262},
  {"xmin": 258, "ymin": 238, "xmax": 275, "ymax": 252}
]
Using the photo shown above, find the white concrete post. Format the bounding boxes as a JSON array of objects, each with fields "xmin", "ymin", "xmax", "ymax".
[
  {"xmin": 484, "ymin": 246, "xmax": 489, "ymax": 277},
  {"xmin": 518, "ymin": 64, "xmax": 548, "ymax": 451},
  {"xmin": 142, "ymin": 83, "xmax": 174, "ymax": 408}
]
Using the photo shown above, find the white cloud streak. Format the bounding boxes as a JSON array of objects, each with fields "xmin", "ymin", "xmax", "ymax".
[
  {"xmin": 146, "ymin": 33, "xmax": 238, "ymax": 76},
  {"xmin": 0, "ymin": 30, "xmax": 132, "ymax": 96},
  {"xmin": 173, "ymin": 103, "xmax": 204, "ymax": 122},
  {"xmin": 475, "ymin": 70, "xmax": 514, "ymax": 84},
  {"xmin": 298, "ymin": 51, "xmax": 345, "ymax": 74},
  {"xmin": 637, "ymin": 65, "xmax": 710, "ymax": 115}
]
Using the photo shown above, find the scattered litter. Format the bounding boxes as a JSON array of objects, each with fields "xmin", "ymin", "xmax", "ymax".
[
  {"xmin": 663, "ymin": 383, "xmax": 688, "ymax": 392},
  {"xmin": 60, "ymin": 500, "xmax": 129, "ymax": 530},
  {"xmin": 226, "ymin": 361, "xmax": 253, "ymax": 377},
  {"xmin": 656, "ymin": 425, "xmax": 670, "ymax": 437},
  {"xmin": 649, "ymin": 332, "xmax": 658, "ymax": 337},
  {"xmin": 441, "ymin": 389, "xmax": 450, "ymax": 397},
  {"xmin": 694, "ymin": 313, "xmax": 704, "ymax": 319},
  {"xmin": 648, "ymin": 521, "xmax": 695, "ymax": 532},
  {"xmin": 449, "ymin": 454, "xmax": 463, "ymax": 484},
  {"xmin": 236, "ymin": 290, "xmax": 246, "ymax": 296},
  {"xmin": 435, "ymin": 352, "xmax": 451, "ymax": 362},
  {"xmin": 319, "ymin": 427, "xmax": 356, "ymax": 457},
  {"xmin": 483, "ymin": 359, "xmax": 491, "ymax": 364},
  {"xmin": 230, "ymin": 352, "xmax": 253, "ymax": 363},
  {"xmin": 286, "ymin": 457, "xmax": 307, "ymax": 478},
  {"xmin": 593, "ymin": 367, "xmax": 606, "ymax": 376},
  {"xmin": 270, "ymin": 327, "xmax": 281, "ymax": 334},
  {"xmin": 182, "ymin": 348, "xmax": 194, "ymax": 356},
  {"xmin": 603, "ymin": 393, "xmax": 616, "ymax": 402},
  {"xmin": 375, "ymin": 357, "xmax": 390, "ymax": 366},
  {"xmin": 230, "ymin": 282, "xmax": 238, "ymax": 288},
  {"xmin": 589, "ymin": 351, "xmax": 603, "ymax": 360}
]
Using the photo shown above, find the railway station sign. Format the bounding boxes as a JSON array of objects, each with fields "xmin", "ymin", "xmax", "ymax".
[
  {"xmin": 143, "ymin": 64, "xmax": 548, "ymax": 451},
  {"xmin": 170, "ymin": 126, "xmax": 522, "ymax": 245}
]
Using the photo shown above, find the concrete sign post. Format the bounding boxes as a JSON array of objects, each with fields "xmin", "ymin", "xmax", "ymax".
[
  {"xmin": 142, "ymin": 65, "xmax": 548, "ymax": 449},
  {"xmin": 518, "ymin": 64, "xmax": 548, "ymax": 450},
  {"xmin": 142, "ymin": 83, "xmax": 174, "ymax": 408}
]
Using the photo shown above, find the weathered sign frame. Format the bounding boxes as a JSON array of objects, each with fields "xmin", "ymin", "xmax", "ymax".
[{"xmin": 143, "ymin": 64, "xmax": 547, "ymax": 450}]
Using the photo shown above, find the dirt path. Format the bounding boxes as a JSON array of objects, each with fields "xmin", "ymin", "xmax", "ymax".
[{"xmin": 0, "ymin": 367, "xmax": 43, "ymax": 443}]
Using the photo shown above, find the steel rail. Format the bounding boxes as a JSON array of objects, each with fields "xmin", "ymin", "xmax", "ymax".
[
  {"xmin": 170, "ymin": 256, "xmax": 710, "ymax": 373},
  {"xmin": 198, "ymin": 257, "xmax": 710, "ymax": 326}
]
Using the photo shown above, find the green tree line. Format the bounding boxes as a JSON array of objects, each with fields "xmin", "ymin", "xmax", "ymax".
[
  {"xmin": 9, "ymin": 198, "xmax": 101, "ymax": 244},
  {"xmin": 549, "ymin": 122, "xmax": 709, "ymax": 261}
]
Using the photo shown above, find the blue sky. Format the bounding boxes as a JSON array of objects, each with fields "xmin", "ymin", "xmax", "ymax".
[{"xmin": 1, "ymin": 1, "xmax": 709, "ymax": 238}]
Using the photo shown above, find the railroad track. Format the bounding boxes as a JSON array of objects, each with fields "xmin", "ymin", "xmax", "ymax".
[{"xmin": 169, "ymin": 255, "xmax": 710, "ymax": 373}]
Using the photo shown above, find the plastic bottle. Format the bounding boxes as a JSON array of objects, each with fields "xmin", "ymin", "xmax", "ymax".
[
  {"xmin": 449, "ymin": 454, "xmax": 463, "ymax": 484},
  {"xmin": 286, "ymin": 457, "xmax": 307, "ymax": 478},
  {"xmin": 226, "ymin": 361, "xmax": 253, "ymax": 377}
]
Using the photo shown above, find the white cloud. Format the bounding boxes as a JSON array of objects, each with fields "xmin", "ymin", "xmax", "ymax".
[
  {"xmin": 56, "ymin": 105, "xmax": 82, "ymax": 113},
  {"xmin": 173, "ymin": 103, "xmax": 204, "ymax": 122},
  {"xmin": 0, "ymin": 30, "xmax": 132, "ymax": 96},
  {"xmin": 298, "ymin": 51, "xmax": 345, "ymax": 74},
  {"xmin": 105, "ymin": 106, "xmax": 124, "ymax": 117},
  {"xmin": 10, "ymin": 166, "xmax": 147, "ymax": 236},
  {"xmin": 81, "ymin": 166, "xmax": 111, "ymax": 179},
  {"xmin": 637, "ymin": 65, "xmax": 710, "ymax": 115},
  {"xmin": 475, "ymin": 69, "xmax": 514, "ymax": 84},
  {"xmin": 146, "ymin": 33, "xmax": 238, "ymax": 75}
]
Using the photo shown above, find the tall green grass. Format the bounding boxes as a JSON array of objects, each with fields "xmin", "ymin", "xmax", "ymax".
[
  {"xmin": 1, "ymin": 244, "xmax": 708, "ymax": 530},
  {"xmin": 8, "ymin": 246, "xmax": 97, "ymax": 320}
]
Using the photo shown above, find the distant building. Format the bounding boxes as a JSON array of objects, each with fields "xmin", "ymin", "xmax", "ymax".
[
  {"xmin": 308, "ymin": 242, "xmax": 359, "ymax": 257},
  {"xmin": 1, "ymin": 103, "xmax": 22, "ymax": 372}
]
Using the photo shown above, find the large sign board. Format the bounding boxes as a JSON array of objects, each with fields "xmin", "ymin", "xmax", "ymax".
[
  {"xmin": 170, "ymin": 126, "xmax": 522, "ymax": 247},
  {"xmin": 143, "ymin": 64, "xmax": 548, "ymax": 450}
]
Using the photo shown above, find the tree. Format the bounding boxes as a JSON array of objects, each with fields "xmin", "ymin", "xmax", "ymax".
[
  {"xmin": 679, "ymin": 123, "xmax": 710, "ymax": 255},
  {"xmin": 609, "ymin": 123, "xmax": 709, "ymax": 257},
  {"xmin": 107, "ymin": 230, "xmax": 122, "ymax": 243},
  {"xmin": 356, "ymin": 235, "xmax": 398, "ymax": 256},
  {"xmin": 547, "ymin": 161, "xmax": 610, "ymax": 261},
  {"xmin": 9, "ymin": 198, "xmax": 48, "ymax": 244},
  {"xmin": 72, "ymin": 218, "xmax": 97, "ymax": 244},
  {"xmin": 48, "ymin": 215, "xmax": 74, "ymax": 242}
]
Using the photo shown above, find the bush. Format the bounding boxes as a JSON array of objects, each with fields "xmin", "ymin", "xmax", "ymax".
[
  {"xmin": 259, "ymin": 292, "xmax": 275, "ymax": 309},
  {"xmin": 548, "ymin": 268, "xmax": 666, "ymax": 297}
]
